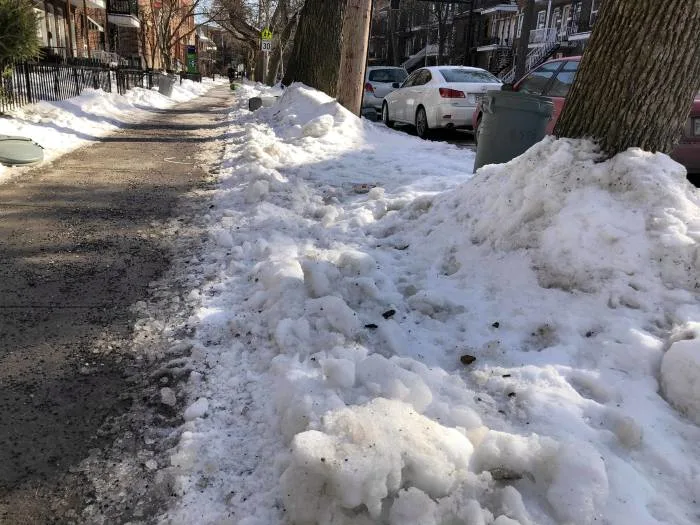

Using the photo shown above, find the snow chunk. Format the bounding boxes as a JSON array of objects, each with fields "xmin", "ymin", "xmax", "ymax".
[
  {"xmin": 183, "ymin": 397, "xmax": 209, "ymax": 421},
  {"xmin": 245, "ymin": 179, "xmax": 270, "ymax": 203},
  {"xmin": 307, "ymin": 295, "xmax": 360, "ymax": 338},
  {"xmin": 281, "ymin": 398, "xmax": 473, "ymax": 521},
  {"xmin": 389, "ymin": 488, "xmax": 438, "ymax": 525},
  {"xmin": 471, "ymin": 430, "xmax": 559, "ymax": 481},
  {"xmin": 661, "ymin": 337, "xmax": 700, "ymax": 424},
  {"xmin": 302, "ymin": 114, "xmax": 335, "ymax": 138},
  {"xmin": 546, "ymin": 442, "xmax": 609, "ymax": 525},
  {"xmin": 337, "ymin": 250, "xmax": 376, "ymax": 277},
  {"xmin": 322, "ymin": 358, "xmax": 356, "ymax": 389},
  {"xmin": 356, "ymin": 354, "xmax": 433, "ymax": 412},
  {"xmin": 301, "ymin": 259, "xmax": 340, "ymax": 298},
  {"xmin": 160, "ymin": 387, "xmax": 177, "ymax": 407},
  {"xmin": 213, "ymin": 228, "xmax": 233, "ymax": 248}
]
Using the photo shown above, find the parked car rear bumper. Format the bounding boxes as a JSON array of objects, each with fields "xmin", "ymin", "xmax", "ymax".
[
  {"xmin": 432, "ymin": 103, "xmax": 477, "ymax": 129},
  {"xmin": 362, "ymin": 94, "xmax": 385, "ymax": 112},
  {"xmin": 670, "ymin": 142, "xmax": 700, "ymax": 173}
]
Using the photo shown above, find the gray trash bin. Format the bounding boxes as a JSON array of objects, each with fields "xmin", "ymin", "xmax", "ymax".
[
  {"xmin": 473, "ymin": 90, "xmax": 554, "ymax": 172},
  {"xmin": 158, "ymin": 74, "xmax": 177, "ymax": 97}
]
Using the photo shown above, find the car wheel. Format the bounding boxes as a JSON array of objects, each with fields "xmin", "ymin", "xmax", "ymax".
[
  {"xmin": 474, "ymin": 116, "xmax": 482, "ymax": 146},
  {"xmin": 415, "ymin": 106, "xmax": 431, "ymax": 139},
  {"xmin": 382, "ymin": 102, "xmax": 394, "ymax": 128}
]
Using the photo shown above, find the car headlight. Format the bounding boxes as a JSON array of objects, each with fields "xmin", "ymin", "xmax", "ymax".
[{"xmin": 694, "ymin": 117, "xmax": 700, "ymax": 136}]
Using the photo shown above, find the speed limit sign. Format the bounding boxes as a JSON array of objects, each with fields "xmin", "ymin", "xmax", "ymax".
[{"xmin": 261, "ymin": 27, "xmax": 273, "ymax": 52}]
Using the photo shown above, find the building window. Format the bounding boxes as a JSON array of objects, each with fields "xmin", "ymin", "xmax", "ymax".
[
  {"xmin": 552, "ymin": 8, "xmax": 561, "ymax": 30},
  {"xmin": 536, "ymin": 10, "xmax": 546, "ymax": 29},
  {"xmin": 33, "ymin": 7, "xmax": 46, "ymax": 45},
  {"xmin": 561, "ymin": 5, "xmax": 570, "ymax": 35},
  {"xmin": 571, "ymin": 2, "xmax": 582, "ymax": 32}
]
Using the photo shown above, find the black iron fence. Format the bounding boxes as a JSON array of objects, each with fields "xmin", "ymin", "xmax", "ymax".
[
  {"xmin": 180, "ymin": 72, "xmax": 203, "ymax": 83},
  {"xmin": 1, "ymin": 62, "xmax": 112, "ymax": 113},
  {"xmin": 0, "ymin": 63, "xmax": 169, "ymax": 113}
]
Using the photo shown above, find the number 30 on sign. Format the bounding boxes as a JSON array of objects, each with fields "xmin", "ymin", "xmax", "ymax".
[{"xmin": 261, "ymin": 40, "xmax": 272, "ymax": 52}]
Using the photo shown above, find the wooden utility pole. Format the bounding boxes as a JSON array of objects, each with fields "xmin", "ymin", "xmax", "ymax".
[{"xmin": 336, "ymin": 0, "xmax": 372, "ymax": 114}]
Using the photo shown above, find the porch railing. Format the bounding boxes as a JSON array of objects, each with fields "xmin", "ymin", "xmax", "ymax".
[
  {"xmin": 107, "ymin": 0, "xmax": 138, "ymax": 16},
  {"xmin": 529, "ymin": 28, "xmax": 558, "ymax": 45},
  {"xmin": 91, "ymin": 50, "xmax": 128, "ymax": 67}
]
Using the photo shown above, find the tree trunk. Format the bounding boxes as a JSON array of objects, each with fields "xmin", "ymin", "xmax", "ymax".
[
  {"xmin": 254, "ymin": 50, "xmax": 265, "ymax": 81},
  {"xmin": 282, "ymin": 0, "xmax": 346, "ymax": 96},
  {"xmin": 514, "ymin": 0, "xmax": 536, "ymax": 81},
  {"xmin": 336, "ymin": 0, "xmax": 372, "ymax": 114},
  {"xmin": 555, "ymin": 0, "xmax": 700, "ymax": 155}
]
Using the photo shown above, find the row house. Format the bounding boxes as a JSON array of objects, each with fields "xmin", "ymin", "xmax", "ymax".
[
  {"xmin": 369, "ymin": 0, "xmax": 601, "ymax": 80},
  {"xmin": 31, "ymin": 0, "xmax": 141, "ymax": 66},
  {"xmin": 369, "ymin": 0, "xmax": 470, "ymax": 72},
  {"xmin": 196, "ymin": 26, "xmax": 245, "ymax": 77},
  {"xmin": 474, "ymin": 0, "xmax": 602, "ymax": 81},
  {"xmin": 30, "ymin": 0, "xmax": 195, "ymax": 70}
]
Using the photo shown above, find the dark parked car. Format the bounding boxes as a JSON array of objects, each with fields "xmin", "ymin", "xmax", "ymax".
[{"xmin": 472, "ymin": 56, "xmax": 700, "ymax": 178}]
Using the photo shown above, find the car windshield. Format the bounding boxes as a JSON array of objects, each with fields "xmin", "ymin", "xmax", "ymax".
[
  {"xmin": 439, "ymin": 69, "xmax": 500, "ymax": 83},
  {"xmin": 368, "ymin": 69, "xmax": 407, "ymax": 83}
]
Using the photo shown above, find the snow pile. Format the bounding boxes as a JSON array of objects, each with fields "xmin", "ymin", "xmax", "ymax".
[
  {"xmin": 661, "ymin": 323, "xmax": 700, "ymax": 424},
  {"xmin": 441, "ymin": 138, "xmax": 700, "ymax": 294},
  {"xmin": 163, "ymin": 83, "xmax": 700, "ymax": 525},
  {"xmin": 0, "ymin": 77, "xmax": 219, "ymax": 181}
]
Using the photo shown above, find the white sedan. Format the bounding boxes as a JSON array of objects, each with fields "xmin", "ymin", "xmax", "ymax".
[{"xmin": 382, "ymin": 66, "xmax": 502, "ymax": 139}]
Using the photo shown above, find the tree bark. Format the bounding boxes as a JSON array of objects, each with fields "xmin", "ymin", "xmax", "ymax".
[
  {"xmin": 336, "ymin": 0, "xmax": 372, "ymax": 114},
  {"xmin": 514, "ymin": 0, "xmax": 536, "ymax": 81},
  {"xmin": 282, "ymin": 0, "xmax": 346, "ymax": 96},
  {"xmin": 555, "ymin": 0, "xmax": 700, "ymax": 155}
]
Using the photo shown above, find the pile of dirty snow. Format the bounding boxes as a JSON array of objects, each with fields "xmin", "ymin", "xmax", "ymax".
[{"xmin": 160, "ymin": 83, "xmax": 700, "ymax": 525}]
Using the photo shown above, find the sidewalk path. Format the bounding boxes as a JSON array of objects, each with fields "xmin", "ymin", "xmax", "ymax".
[{"xmin": 0, "ymin": 84, "xmax": 233, "ymax": 524}]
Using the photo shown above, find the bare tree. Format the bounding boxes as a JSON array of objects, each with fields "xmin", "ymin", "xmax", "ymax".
[
  {"xmin": 139, "ymin": 0, "xmax": 216, "ymax": 71},
  {"xmin": 432, "ymin": 1, "xmax": 454, "ymax": 65},
  {"xmin": 210, "ymin": 0, "xmax": 301, "ymax": 83},
  {"xmin": 555, "ymin": 0, "xmax": 700, "ymax": 155},
  {"xmin": 264, "ymin": 0, "xmax": 302, "ymax": 85}
]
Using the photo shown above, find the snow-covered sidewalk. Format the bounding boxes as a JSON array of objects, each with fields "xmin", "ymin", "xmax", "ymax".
[
  {"xmin": 0, "ymin": 77, "xmax": 223, "ymax": 182},
  {"xmin": 159, "ymin": 82, "xmax": 700, "ymax": 525}
]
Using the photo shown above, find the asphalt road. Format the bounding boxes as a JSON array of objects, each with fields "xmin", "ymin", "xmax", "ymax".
[{"xmin": 364, "ymin": 112, "xmax": 477, "ymax": 151}]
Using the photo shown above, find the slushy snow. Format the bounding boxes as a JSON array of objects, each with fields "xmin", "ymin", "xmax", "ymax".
[{"xmin": 151, "ymin": 82, "xmax": 700, "ymax": 525}]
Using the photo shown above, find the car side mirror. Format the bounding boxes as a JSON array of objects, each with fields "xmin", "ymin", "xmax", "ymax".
[
  {"xmin": 501, "ymin": 83, "xmax": 514, "ymax": 91},
  {"xmin": 392, "ymin": 82, "xmax": 400, "ymax": 88}
]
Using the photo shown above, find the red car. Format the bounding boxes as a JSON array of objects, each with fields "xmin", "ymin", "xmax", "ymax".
[{"xmin": 472, "ymin": 56, "xmax": 700, "ymax": 177}]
